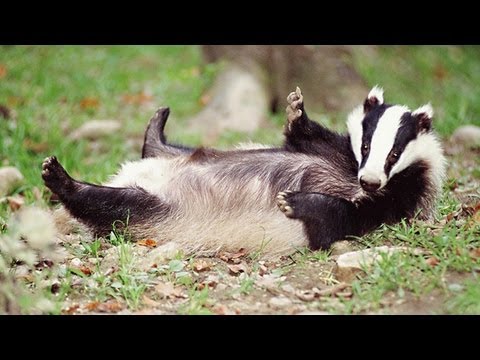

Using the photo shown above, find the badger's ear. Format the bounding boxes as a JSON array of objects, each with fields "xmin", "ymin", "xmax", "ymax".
[
  {"xmin": 413, "ymin": 103, "xmax": 434, "ymax": 133},
  {"xmin": 363, "ymin": 86, "xmax": 384, "ymax": 112}
]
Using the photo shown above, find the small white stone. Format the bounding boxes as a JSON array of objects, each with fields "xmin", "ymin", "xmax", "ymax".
[
  {"xmin": 0, "ymin": 167, "xmax": 24, "ymax": 196},
  {"xmin": 70, "ymin": 258, "xmax": 82, "ymax": 267},
  {"xmin": 269, "ymin": 296, "xmax": 292, "ymax": 308},
  {"xmin": 451, "ymin": 125, "xmax": 480, "ymax": 146},
  {"xmin": 69, "ymin": 120, "xmax": 121, "ymax": 141}
]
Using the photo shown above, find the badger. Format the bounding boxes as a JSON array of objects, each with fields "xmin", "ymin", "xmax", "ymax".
[{"xmin": 42, "ymin": 86, "xmax": 446, "ymax": 257}]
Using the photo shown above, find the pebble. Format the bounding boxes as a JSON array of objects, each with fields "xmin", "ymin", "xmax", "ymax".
[
  {"xmin": 0, "ymin": 167, "xmax": 24, "ymax": 196},
  {"xmin": 450, "ymin": 125, "xmax": 480, "ymax": 146},
  {"xmin": 269, "ymin": 296, "xmax": 293, "ymax": 308},
  {"xmin": 69, "ymin": 120, "xmax": 121, "ymax": 140}
]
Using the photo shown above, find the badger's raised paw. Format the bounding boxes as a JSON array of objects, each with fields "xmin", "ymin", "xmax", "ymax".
[
  {"xmin": 276, "ymin": 190, "xmax": 300, "ymax": 218},
  {"xmin": 286, "ymin": 87, "xmax": 305, "ymax": 129},
  {"xmin": 42, "ymin": 156, "xmax": 75, "ymax": 195}
]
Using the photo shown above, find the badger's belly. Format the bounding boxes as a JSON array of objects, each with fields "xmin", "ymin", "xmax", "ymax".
[
  {"xmin": 103, "ymin": 157, "xmax": 308, "ymax": 256},
  {"xmin": 155, "ymin": 206, "xmax": 308, "ymax": 257}
]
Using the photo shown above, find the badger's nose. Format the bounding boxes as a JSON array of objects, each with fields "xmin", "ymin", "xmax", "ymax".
[{"xmin": 360, "ymin": 176, "xmax": 381, "ymax": 192}]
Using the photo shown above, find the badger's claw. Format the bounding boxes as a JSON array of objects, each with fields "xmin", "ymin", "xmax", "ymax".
[
  {"xmin": 286, "ymin": 87, "xmax": 304, "ymax": 129},
  {"xmin": 42, "ymin": 156, "xmax": 74, "ymax": 196},
  {"xmin": 276, "ymin": 190, "xmax": 300, "ymax": 218}
]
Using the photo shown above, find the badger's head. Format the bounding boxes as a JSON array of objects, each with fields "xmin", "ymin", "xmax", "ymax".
[{"xmin": 347, "ymin": 86, "xmax": 445, "ymax": 193}]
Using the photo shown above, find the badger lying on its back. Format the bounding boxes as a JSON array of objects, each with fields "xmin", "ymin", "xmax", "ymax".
[{"xmin": 42, "ymin": 86, "xmax": 446, "ymax": 257}]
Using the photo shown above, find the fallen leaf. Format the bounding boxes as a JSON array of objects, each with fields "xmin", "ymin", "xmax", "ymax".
[
  {"xmin": 425, "ymin": 256, "xmax": 440, "ymax": 267},
  {"xmin": 97, "ymin": 300, "xmax": 124, "ymax": 313},
  {"xmin": 7, "ymin": 195, "xmax": 24, "ymax": 211},
  {"xmin": 192, "ymin": 259, "xmax": 212, "ymax": 272},
  {"xmin": 0, "ymin": 64, "xmax": 6, "ymax": 78},
  {"xmin": 218, "ymin": 248, "xmax": 247, "ymax": 263},
  {"xmin": 62, "ymin": 304, "xmax": 80, "ymax": 314},
  {"xmin": 84, "ymin": 301, "xmax": 100, "ymax": 311},
  {"xmin": 79, "ymin": 265, "xmax": 93, "ymax": 276},
  {"xmin": 80, "ymin": 97, "xmax": 100, "ymax": 110},
  {"xmin": 227, "ymin": 262, "xmax": 249, "ymax": 275},
  {"xmin": 7, "ymin": 96, "xmax": 24, "ymax": 107},
  {"xmin": 258, "ymin": 264, "xmax": 268, "ymax": 276},
  {"xmin": 121, "ymin": 92, "xmax": 153, "ymax": 105},
  {"xmin": 213, "ymin": 304, "xmax": 236, "ymax": 315},
  {"xmin": 142, "ymin": 295, "xmax": 161, "ymax": 307},
  {"xmin": 468, "ymin": 205, "xmax": 480, "ymax": 228},
  {"xmin": 155, "ymin": 282, "xmax": 186, "ymax": 299},
  {"xmin": 137, "ymin": 238, "xmax": 158, "ymax": 248},
  {"xmin": 197, "ymin": 274, "xmax": 219, "ymax": 290},
  {"xmin": 433, "ymin": 63, "xmax": 448, "ymax": 81},
  {"xmin": 23, "ymin": 138, "xmax": 49, "ymax": 153},
  {"xmin": 469, "ymin": 248, "xmax": 480, "ymax": 259}
]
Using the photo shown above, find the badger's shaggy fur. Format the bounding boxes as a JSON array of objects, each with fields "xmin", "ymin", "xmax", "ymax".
[{"xmin": 43, "ymin": 86, "xmax": 446, "ymax": 257}]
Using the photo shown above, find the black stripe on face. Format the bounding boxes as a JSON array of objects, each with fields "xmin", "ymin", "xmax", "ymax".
[
  {"xmin": 384, "ymin": 112, "xmax": 418, "ymax": 177},
  {"xmin": 359, "ymin": 104, "xmax": 388, "ymax": 170}
]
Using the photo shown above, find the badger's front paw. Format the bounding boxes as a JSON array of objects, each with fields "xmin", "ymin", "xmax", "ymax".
[
  {"xmin": 42, "ymin": 156, "xmax": 75, "ymax": 196},
  {"xmin": 286, "ymin": 87, "xmax": 305, "ymax": 131},
  {"xmin": 276, "ymin": 190, "xmax": 300, "ymax": 218}
]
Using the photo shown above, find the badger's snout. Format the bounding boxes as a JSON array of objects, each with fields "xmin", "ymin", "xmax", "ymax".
[{"xmin": 360, "ymin": 176, "xmax": 381, "ymax": 192}]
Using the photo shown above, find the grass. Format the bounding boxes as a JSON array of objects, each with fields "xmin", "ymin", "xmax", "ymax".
[{"xmin": 1, "ymin": 45, "xmax": 480, "ymax": 314}]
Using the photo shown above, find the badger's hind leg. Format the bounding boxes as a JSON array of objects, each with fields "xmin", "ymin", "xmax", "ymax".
[
  {"xmin": 142, "ymin": 107, "xmax": 196, "ymax": 158},
  {"xmin": 42, "ymin": 156, "xmax": 170, "ymax": 237},
  {"xmin": 276, "ymin": 190, "xmax": 356, "ymax": 250}
]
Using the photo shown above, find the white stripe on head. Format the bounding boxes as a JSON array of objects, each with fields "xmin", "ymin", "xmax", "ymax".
[
  {"xmin": 358, "ymin": 105, "xmax": 409, "ymax": 188},
  {"xmin": 347, "ymin": 105, "xmax": 364, "ymax": 165},
  {"xmin": 389, "ymin": 132, "xmax": 446, "ymax": 191}
]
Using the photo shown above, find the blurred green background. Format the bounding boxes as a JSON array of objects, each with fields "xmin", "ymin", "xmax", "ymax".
[{"xmin": 0, "ymin": 45, "xmax": 479, "ymax": 192}]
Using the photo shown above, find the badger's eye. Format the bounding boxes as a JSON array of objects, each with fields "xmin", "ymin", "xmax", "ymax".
[
  {"xmin": 362, "ymin": 144, "xmax": 369, "ymax": 151},
  {"xmin": 392, "ymin": 152, "xmax": 399, "ymax": 159}
]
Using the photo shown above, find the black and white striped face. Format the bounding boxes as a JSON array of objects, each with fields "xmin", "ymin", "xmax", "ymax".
[{"xmin": 347, "ymin": 86, "xmax": 436, "ymax": 192}]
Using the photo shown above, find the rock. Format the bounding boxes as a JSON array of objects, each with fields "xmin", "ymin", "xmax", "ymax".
[
  {"xmin": 269, "ymin": 296, "xmax": 292, "ymax": 308},
  {"xmin": 450, "ymin": 125, "xmax": 480, "ymax": 147},
  {"xmin": 0, "ymin": 167, "xmax": 24, "ymax": 196},
  {"xmin": 335, "ymin": 246, "xmax": 409, "ymax": 283},
  {"xmin": 70, "ymin": 258, "xmax": 83, "ymax": 267},
  {"xmin": 186, "ymin": 64, "xmax": 269, "ymax": 144},
  {"xmin": 88, "ymin": 257, "xmax": 98, "ymax": 265},
  {"xmin": 13, "ymin": 265, "xmax": 31, "ymax": 279},
  {"xmin": 330, "ymin": 240, "xmax": 357, "ymax": 256},
  {"xmin": 69, "ymin": 120, "xmax": 121, "ymax": 141},
  {"xmin": 280, "ymin": 284, "xmax": 296, "ymax": 294}
]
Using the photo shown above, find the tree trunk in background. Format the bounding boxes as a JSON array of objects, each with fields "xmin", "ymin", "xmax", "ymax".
[{"xmin": 188, "ymin": 45, "xmax": 369, "ymax": 144}]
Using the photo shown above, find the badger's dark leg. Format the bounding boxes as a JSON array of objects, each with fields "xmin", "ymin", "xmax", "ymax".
[
  {"xmin": 283, "ymin": 87, "xmax": 349, "ymax": 155},
  {"xmin": 42, "ymin": 156, "xmax": 169, "ymax": 236},
  {"xmin": 142, "ymin": 107, "xmax": 196, "ymax": 158},
  {"xmin": 276, "ymin": 190, "xmax": 357, "ymax": 250}
]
